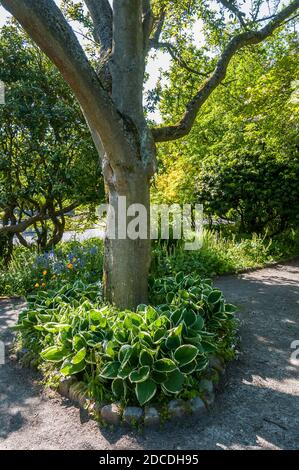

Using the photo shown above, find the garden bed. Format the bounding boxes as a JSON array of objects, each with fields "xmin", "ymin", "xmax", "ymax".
[{"xmin": 13, "ymin": 272, "xmax": 237, "ymax": 427}]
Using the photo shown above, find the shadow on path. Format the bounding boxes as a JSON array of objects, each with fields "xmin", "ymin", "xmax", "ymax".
[{"xmin": 0, "ymin": 261, "xmax": 298, "ymax": 449}]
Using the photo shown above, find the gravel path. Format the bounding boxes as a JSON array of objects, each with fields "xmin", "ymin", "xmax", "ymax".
[{"xmin": 0, "ymin": 260, "xmax": 298, "ymax": 450}]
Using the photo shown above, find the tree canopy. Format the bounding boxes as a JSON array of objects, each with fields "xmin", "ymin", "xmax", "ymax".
[{"xmin": 0, "ymin": 24, "xmax": 103, "ymax": 255}]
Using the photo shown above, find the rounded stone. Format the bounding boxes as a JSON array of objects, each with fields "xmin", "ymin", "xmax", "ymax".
[
  {"xmin": 168, "ymin": 399, "xmax": 186, "ymax": 418},
  {"xmin": 199, "ymin": 379, "xmax": 214, "ymax": 394},
  {"xmin": 58, "ymin": 377, "xmax": 77, "ymax": 397},
  {"xmin": 90, "ymin": 401, "xmax": 104, "ymax": 419},
  {"xmin": 203, "ymin": 391, "xmax": 215, "ymax": 407},
  {"xmin": 189, "ymin": 396, "xmax": 206, "ymax": 416},
  {"xmin": 123, "ymin": 406, "xmax": 143, "ymax": 425},
  {"xmin": 209, "ymin": 356, "xmax": 226, "ymax": 375},
  {"xmin": 101, "ymin": 403, "xmax": 122, "ymax": 425},
  {"xmin": 144, "ymin": 406, "xmax": 160, "ymax": 427},
  {"xmin": 68, "ymin": 382, "xmax": 85, "ymax": 403},
  {"xmin": 17, "ymin": 347, "xmax": 28, "ymax": 361}
]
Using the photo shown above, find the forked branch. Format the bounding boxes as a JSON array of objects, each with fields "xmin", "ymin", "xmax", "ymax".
[{"xmin": 152, "ymin": 0, "xmax": 299, "ymax": 142}]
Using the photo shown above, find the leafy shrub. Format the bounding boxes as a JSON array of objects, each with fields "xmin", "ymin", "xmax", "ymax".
[
  {"xmin": 15, "ymin": 274, "xmax": 237, "ymax": 406},
  {"xmin": 197, "ymin": 151, "xmax": 299, "ymax": 235}
]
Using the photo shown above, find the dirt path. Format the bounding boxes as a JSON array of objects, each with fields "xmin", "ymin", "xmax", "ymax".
[{"xmin": 0, "ymin": 260, "xmax": 298, "ymax": 450}]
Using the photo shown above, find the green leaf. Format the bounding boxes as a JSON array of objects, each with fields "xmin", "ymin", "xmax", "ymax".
[
  {"xmin": 118, "ymin": 344, "xmax": 133, "ymax": 365},
  {"xmin": 135, "ymin": 379, "xmax": 157, "ymax": 406},
  {"xmin": 162, "ymin": 369, "xmax": 185, "ymax": 394},
  {"xmin": 182, "ymin": 309, "xmax": 197, "ymax": 327},
  {"xmin": 129, "ymin": 366, "xmax": 150, "ymax": 383},
  {"xmin": 208, "ymin": 290, "xmax": 222, "ymax": 304},
  {"xmin": 140, "ymin": 350, "xmax": 154, "ymax": 366},
  {"xmin": 166, "ymin": 292, "xmax": 175, "ymax": 304},
  {"xmin": 153, "ymin": 328, "xmax": 166, "ymax": 343},
  {"xmin": 40, "ymin": 346, "xmax": 69, "ymax": 363},
  {"xmin": 99, "ymin": 361, "xmax": 120, "ymax": 379},
  {"xmin": 196, "ymin": 356, "xmax": 209, "ymax": 371},
  {"xmin": 165, "ymin": 324, "xmax": 182, "ymax": 350},
  {"xmin": 136, "ymin": 304, "xmax": 147, "ymax": 313},
  {"xmin": 60, "ymin": 359, "xmax": 86, "ymax": 376},
  {"xmin": 152, "ymin": 370, "xmax": 167, "ymax": 384},
  {"xmin": 112, "ymin": 378, "xmax": 127, "ymax": 399},
  {"xmin": 170, "ymin": 308, "xmax": 183, "ymax": 325},
  {"xmin": 145, "ymin": 306, "xmax": 158, "ymax": 324},
  {"xmin": 225, "ymin": 303, "xmax": 237, "ymax": 313},
  {"xmin": 72, "ymin": 347, "xmax": 86, "ymax": 364},
  {"xmin": 201, "ymin": 340, "xmax": 218, "ymax": 353},
  {"xmin": 129, "ymin": 312, "xmax": 144, "ymax": 326},
  {"xmin": 43, "ymin": 322, "xmax": 71, "ymax": 333},
  {"xmin": 175, "ymin": 272, "xmax": 184, "ymax": 284},
  {"xmin": 105, "ymin": 340, "xmax": 117, "ymax": 357},
  {"xmin": 153, "ymin": 358, "xmax": 177, "ymax": 373},
  {"xmin": 179, "ymin": 360, "xmax": 197, "ymax": 374},
  {"xmin": 191, "ymin": 315, "xmax": 204, "ymax": 331},
  {"xmin": 173, "ymin": 344, "xmax": 198, "ymax": 366},
  {"xmin": 117, "ymin": 364, "xmax": 131, "ymax": 379}
]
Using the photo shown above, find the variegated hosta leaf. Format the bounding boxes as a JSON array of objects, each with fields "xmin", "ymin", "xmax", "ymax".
[
  {"xmin": 99, "ymin": 361, "xmax": 120, "ymax": 379},
  {"xmin": 135, "ymin": 379, "xmax": 157, "ymax": 406},
  {"xmin": 162, "ymin": 369, "xmax": 185, "ymax": 394},
  {"xmin": 112, "ymin": 378, "xmax": 127, "ymax": 399},
  {"xmin": 173, "ymin": 344, "xmax": 198, "ymax": 366},
  {"xmin": 153, "ymin": 358, "xmax": 177, "ymax": 373},
  {"xmin": 129, "ymin": 366, "xmax": 150, "ymax": 383}
]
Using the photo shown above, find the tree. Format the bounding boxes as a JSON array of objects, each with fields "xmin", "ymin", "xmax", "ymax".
[
  {"xmin": 0, "ymin": 24, "xmax": 103, "ymax": 260},
  {"xmin": 154, "ymin": 31, "xmax": 299, "ymax": 235},
  {"xmin": 1, "ymin": 0, "xmax": 298, "ymax": 308}
]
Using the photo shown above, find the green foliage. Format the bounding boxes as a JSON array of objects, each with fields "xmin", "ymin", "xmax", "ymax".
[
  {"xmin": 0, "ymin": 239, "xmax": 103, "ymax": 296},
  {"xmin": 2, "ymin": 227, "xmax": 299, "ymax": 298},
  {"xmin": 151, "ymin": 228, "xmax": 299, "ymax": 278},
  {"xmin": 0, "ymin": 24, "xmax": 104, "ymax": 250},
  {"xmin": 154, "ymin": 31, "xmax": 299, "ymax": 235},
  {"xmin": 16, "ymin": 274, "xmax": 237, "ymax": 406}
]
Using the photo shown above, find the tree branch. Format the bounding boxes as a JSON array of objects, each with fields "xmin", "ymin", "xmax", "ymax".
[
  {"xmin": 151, "ymin": 41, "xmax": 210, "ymax": 77},
  {"xmin": 1, "ymin": 0, "xmax": 130, "ymax": 165},
  {"xmin": 84, "ymin": 0, "xmax": 113, "ymax": 53},
  {"xmin": 217, "ymin": 0, "xmax": 247, "ymax": 28},
  {"xmin": 152, "ymin": 0, "xmax": 299, "ymax": 142},
  {"xmin": 0, "ymin": 203, "xmax": 78, "ymax": 235},
  {"xmin": 142, "ymin": 0, "xmax": 154, "ymax": 51}
]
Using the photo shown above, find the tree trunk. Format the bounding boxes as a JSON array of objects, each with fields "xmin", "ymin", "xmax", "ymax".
[{"xmin": 103, "ymin": 169, "xmax": 152, "ymax": 310}]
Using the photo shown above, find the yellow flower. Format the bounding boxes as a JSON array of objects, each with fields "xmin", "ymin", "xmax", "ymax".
[
  {"xmin": 67, "ymin": 263, "xmax": 73, "ymax": 270},
  {"xmin": 43, "ymin": 270, "xmax": 47, "ymax": 276},
  {"xmin": 72, "ymin": 258, "xmax": 77, "ymax": 263},
  {"xmin": 35, "ymin": 283, "xmax": 39, "ymax": 288},
  {"xmin": 42, "ymin": 282, "xmax": 46, "ymax": 288}
]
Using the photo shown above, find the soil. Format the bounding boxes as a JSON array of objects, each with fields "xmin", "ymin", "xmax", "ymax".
[{"xmin": 0, "ymin": 259, "xmax": 298, "ymax": 450}]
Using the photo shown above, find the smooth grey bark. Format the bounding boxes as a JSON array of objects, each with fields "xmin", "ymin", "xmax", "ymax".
[{"xmin": 104, "ymin": 171, "xmax": 151, "ymax": 309}]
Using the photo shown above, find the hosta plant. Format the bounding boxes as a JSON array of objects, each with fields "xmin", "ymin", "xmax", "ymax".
[{"xmin": 15, "ymin": 273, "xmax": 237, "ymax": 406}]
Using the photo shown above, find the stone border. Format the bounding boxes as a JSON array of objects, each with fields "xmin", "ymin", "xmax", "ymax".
[
  {"xmin": 15, "ymin": 348, "xmax": 226, "ymax": 427},
  {"xmin": 55, "ymin": 356, "xmax": 226, "ymax": 428}
]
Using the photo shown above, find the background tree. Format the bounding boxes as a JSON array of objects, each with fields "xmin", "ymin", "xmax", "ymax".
[
  {"xmin": 1, "ymin": 0, "xmax": 298, "ymax": 308},
  {"xmin": 0, "ymin": 24, "xmax": 103, "ymax": 261},
  {"xmin": 154, "ymin": 30, "xmax": 299, "ymax": 235}
]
